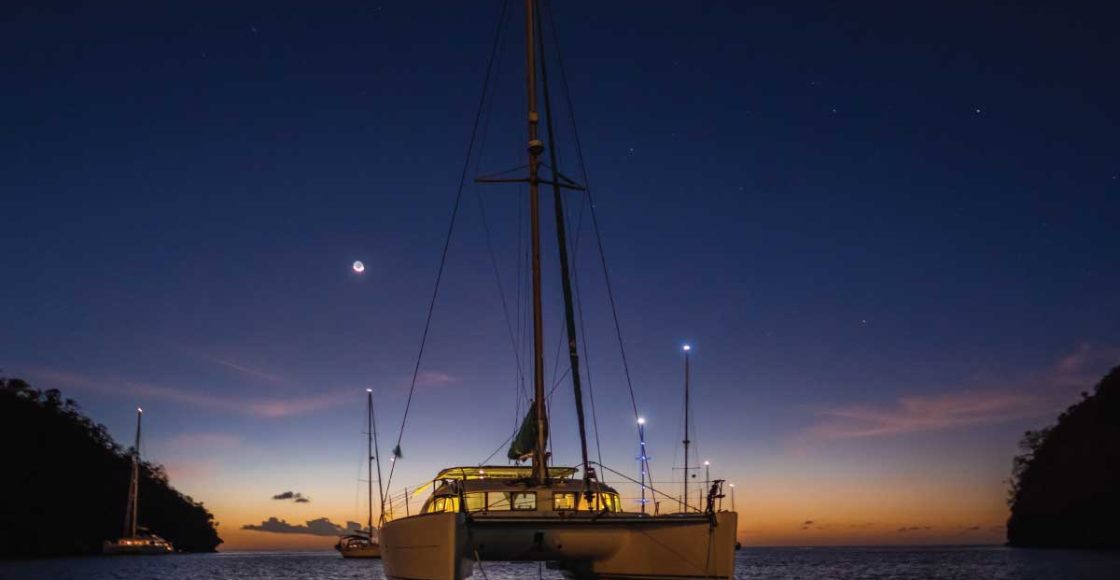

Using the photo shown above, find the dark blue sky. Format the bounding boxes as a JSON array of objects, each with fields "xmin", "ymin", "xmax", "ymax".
[{"xmin": 2, "ymin": 0, "xmax": 1118, "ymax": 546}]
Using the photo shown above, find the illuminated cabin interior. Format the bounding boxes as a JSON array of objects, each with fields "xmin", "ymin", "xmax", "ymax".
[{"xmin": 417, "ymin": 466, "xmax": 624, "ymax": 516}]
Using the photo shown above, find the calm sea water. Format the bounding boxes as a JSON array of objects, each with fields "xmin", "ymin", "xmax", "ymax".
[{"xmin": 2, "ymin": 547, "xmax": 1118, "ymax": 580}]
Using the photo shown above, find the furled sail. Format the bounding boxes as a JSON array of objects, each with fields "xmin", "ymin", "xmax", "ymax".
[{"xmin": 507, "ymin": 401, "xmax": 544, "ymax": 461}]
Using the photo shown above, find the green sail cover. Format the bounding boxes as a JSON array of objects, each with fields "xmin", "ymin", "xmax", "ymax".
[{"xmin": 507, "ymin": 402, "xmax": 545, "ymax": 461}]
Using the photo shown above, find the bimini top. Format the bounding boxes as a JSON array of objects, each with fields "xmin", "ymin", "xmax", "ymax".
[
  {"xmin": 432, "ymin": 465, "xmax": 578, "ymax": 481},
  {"xmin": 411, "ymin": 466, "xmax": 582, "ymax": 498}
]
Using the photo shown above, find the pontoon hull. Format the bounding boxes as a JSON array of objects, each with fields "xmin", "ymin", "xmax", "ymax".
[
  {"xmin": 381, "ymin": 512, "xmax": 475, "ymax": 579},
  {"xmin": 381, "ymin": 511, "xmax": 737, "ymax": 580}
]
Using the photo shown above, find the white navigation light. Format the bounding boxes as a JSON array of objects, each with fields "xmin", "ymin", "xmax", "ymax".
[
  {"xmin": 353, "ymin": 260, "xmax": 365, "ymax": 273},
  {"xmin": 637, "ymin": 417, "xmax": 645, "ymax": 425},
  {"xmin": 366, "ymin": 388, "xmax": 373, "ymax": 393},
  {"xmin": 683, "ymin": 344, "xmax": 691, "ymax": 352}
]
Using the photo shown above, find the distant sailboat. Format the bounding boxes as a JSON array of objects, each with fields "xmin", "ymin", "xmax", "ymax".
[
  {"xmin": 103, "ymin": 408, "xmax": 173, "ymax": 555},
  {"xmin": 336, "ymin": 388, "xmax": 384, "ymax": 558}
]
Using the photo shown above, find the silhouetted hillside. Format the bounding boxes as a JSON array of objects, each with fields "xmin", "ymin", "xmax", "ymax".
[
  {"xmin": 0, "ymin": 377, "xmax": 222, "ymax": 558},
  {"xmin": 1007, "ymin": 366, "xmax": 1120, "ymax": 548}
]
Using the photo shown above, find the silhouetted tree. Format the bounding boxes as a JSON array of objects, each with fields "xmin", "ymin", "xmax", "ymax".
[
  {"xmin": 0, "ymin": 378, "xmax": 222, "ymax": 558},
  {"xmin": 1007, "ymin": 366, "xmax": 1120, "ymax": 548}
]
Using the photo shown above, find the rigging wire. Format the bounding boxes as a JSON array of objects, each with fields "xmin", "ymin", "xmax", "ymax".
[
  {"xmin": 471, "ymin": 1, "xmax": 529, "ymax": 404},
  {"xmin": 562, "ymin": 170, "xmax": 604, "ymax": 468},
  {"xmin": 543, "ymin": 0, "xmax": 641, "ymax": 425},
  {"xmin": 383, "ymin": 0, "xmax": 512, "ymax": 497},
  {"xmin": 542, "ymin": 0, "xmax": 631, "ymax": 480}
]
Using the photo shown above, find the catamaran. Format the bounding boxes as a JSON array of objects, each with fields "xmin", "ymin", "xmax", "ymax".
[
  {"xmin": 336, "ymin": 388, "xmax": 384, "ymax": 558},
  {"xmin": 378, "ymin": 1, "xmax": 737, "ymax": 578},
  {"xmin": 103, "ymin": 408, "xmax": 174, "ymax": 555}
]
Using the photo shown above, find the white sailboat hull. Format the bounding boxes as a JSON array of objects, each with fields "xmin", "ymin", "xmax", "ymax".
[
  {"xmin": 381, "ymin": 511, "xmax": 737, "ymax": 580},
  {"xmin": 102, "ymin": 537, "xmax": 174, "ymax": 555},
  {"xmin": 339, "ymin": 544, "xmax": 382, "ymax": 558}
]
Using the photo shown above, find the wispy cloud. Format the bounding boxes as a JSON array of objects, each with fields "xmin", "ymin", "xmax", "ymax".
[
  {"xmin": 247, "ymin": 392, "xmax": 352, "ymax": 418},
  {"xmin": 163, "ymin": 433, "xmax": 242, "ymax": 451},
  {"xmin": 162, "ymin": 459, "xmax": 218, "ymax": 481},
  {"xmin": 798, "ymin": 344, "xmax": 1118, "ymax": 444},
  {"xmin": 803, "ymin": 390, "xmax": 1045, "ymax": 441},
  {"xmin": 241, "ymin": 517, "xmax": 360, "ymax": 536},
  {"xmin": 1050, "ymin": 343, "xmax": 1120, "ymax": 389},
  {"xmin": 21, "ymin": 367, "xmax": 351, "ymax": 418},
  {"xmin": 417, "ymin": 371, "xmax": 457, "ymax": 387},
  {"xmin": 189, "ymin": 350, "xmax": 288, "ymax": 385}
]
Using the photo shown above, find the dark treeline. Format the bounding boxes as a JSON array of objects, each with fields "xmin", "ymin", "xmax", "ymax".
[
  {"xmin": 0, "ymin": 377, "xmax": 222, "ymax": 558},
  {"xmin": 1008, "ymin": 366, "xmax": 1120, "ymax": 548}
]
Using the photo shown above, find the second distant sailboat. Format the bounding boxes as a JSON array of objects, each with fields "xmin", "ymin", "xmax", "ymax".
[{"xmin": 336, "ymin": 388, "xmax": 384, "ymax": 558}]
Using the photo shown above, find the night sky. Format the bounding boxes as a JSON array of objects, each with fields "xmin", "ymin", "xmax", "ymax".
[{"xmin": 3, "ymin": 0, "xmax": 1118, "ymax": 549}]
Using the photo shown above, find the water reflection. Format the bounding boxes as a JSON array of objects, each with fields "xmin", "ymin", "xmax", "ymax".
[{"xmin": 1, "ymin": 547, "xmax": 1118, "ymax": 580}]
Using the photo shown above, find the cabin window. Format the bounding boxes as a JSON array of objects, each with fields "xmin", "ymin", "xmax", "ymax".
[
  {"xmin": 427, "ymin": 496, "xmax": 461, "ymax": 513},
  {"xmin": 553, "ymin": 492, "xmax": 576, "ymax": 510},
  {"xmin": 464, "ymin": 492, "xmax": 486, "ymax": 512},
  {"xmin": 552, "ymin": 492, "xmax": 621, "ymax": 511},
  {"xmin": 511, "ymin": 492, "xmax": 537, "ymax": 511},
  {"xmin": 486, "ymin": 492, "xmax": 511, "ymax": 511},
  {"xmin": 604, "ymin": 493, "xmax": 620, "ymax": 512}
]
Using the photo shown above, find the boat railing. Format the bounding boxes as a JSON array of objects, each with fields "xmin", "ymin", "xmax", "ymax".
[{"xmin": 380, "ymin": 471, "xmax": 734, "ymax": 523}]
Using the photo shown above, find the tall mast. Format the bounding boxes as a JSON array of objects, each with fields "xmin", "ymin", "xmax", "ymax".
[
  {"xmin": 368, "ymin": 388, "xmax": 386, "ymax": 528},
  {"xmin": 683, "ymin": 346, "xmax": 691, "ymax": 511},
  {"xmin": 366, "ymin": 390, "xmax": 373, "ymax": 534},
  {"xmin": 535, "ymin": 0, "xmax": 592, "ymax": 493},
  {"xmin": 125, "ymin": 407, "xmax": 142, "ymax": 537},
  {"xmin": 524, "ymin": 0, "xmax": 548, "ymax": 485}
]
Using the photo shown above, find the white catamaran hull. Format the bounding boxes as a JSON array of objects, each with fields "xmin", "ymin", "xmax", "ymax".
[
  {"xmin": 381, "ymin": 511, "xmax": 737, "ymax": 580},
  {"xmin": 381, "ymin": 512, "xmax": 476, "ymax": 579}
]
